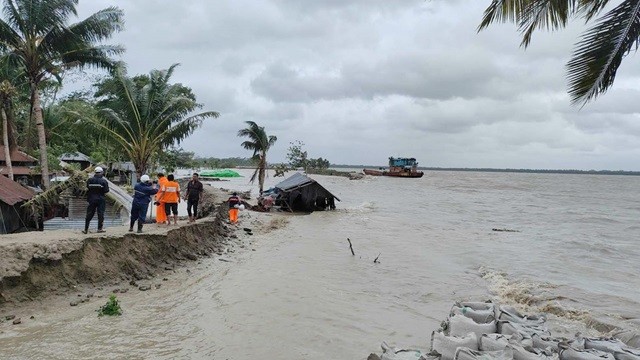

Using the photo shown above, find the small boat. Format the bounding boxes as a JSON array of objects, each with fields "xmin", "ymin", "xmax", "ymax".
[{"xmin": 363, "ymin": 157, "xmax": 424, "ymax": 178}]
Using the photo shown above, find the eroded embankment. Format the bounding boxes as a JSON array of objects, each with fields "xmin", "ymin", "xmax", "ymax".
[{"xmin": 0, "ymin": 204, "xmax": 230, "ymax": 306}]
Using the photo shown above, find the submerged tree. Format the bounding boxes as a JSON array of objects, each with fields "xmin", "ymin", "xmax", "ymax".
[
  {"xmin": 238, "ymin": 121, "xmax": 277, "ymax": 194},
  {"xmin": 0, "ymin": 0, "xmax": 124, "ymax": 188},
  {"xmin": 90, "ymin": 64, "xmax": 219, "ymax": 176},
  {"xmin": 479, "ymin": 0, "xmax": 640, "ymax": 105}
]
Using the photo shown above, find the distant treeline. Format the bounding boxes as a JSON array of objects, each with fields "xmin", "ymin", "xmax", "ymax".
[{"xmin": 330, "ymin": 164, "xmax": 640, "ymax": 176}]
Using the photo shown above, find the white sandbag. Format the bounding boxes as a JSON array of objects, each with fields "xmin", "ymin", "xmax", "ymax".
[
  {"xmin": 559, "ymin": 346, "xmax": 615, "ymax": 360},
  {"xmin": 614, "ymin": 350, "xmax": 640, "ymax": 360},
  {"xmin": 449, "ymin": 314, "xmax": 498, "ymax": 338},
  {"xmin": 612, "ymin": 331, "xmax": 640, "ymax": 349},
  {"xmin": 585, "ymin": 338, "xmax": 629, "ymax": 354},
  {"xmin": 500, "ymin": 321, "xmax": 550, "ymax": 337},
  {"xmin": 451, "ymin": 306, "xmax": 496, "ymax": 324},
  {"xmin": 479, "ymin": 334, "xmax": 512, "ymax": 351},
  {"xmin": 499, "ymin": 305, "xmax": 546, "ymax": 325},
  {"xmin": 532, "ymin": 334, "xmax": 566, "ymax": 353},
  {"xmin": 456, "ymin": 302, "xmax": 496, "ymax": 312},
  {"xmin": 454, "ymin": 347, "xmax": 514, "ymax": 360},
  {"xmin": 431, "ymin": 331, "xmax": 478, "ymax": 360},
  {"xmin": 380, "ymin": 342, "xmax": 431, "ymax": 360},
  {"xmin": 507, "ymin": 342, "xmax": 556, "ymax": 360}
]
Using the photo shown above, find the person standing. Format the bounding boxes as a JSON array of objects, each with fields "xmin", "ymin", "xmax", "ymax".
[
  {"xmin": 158, "ymin": 174, "xmax": 181, "ymax": 225},
  {"xmin": 83, "ymin": 166, "xmax": 110, "ymax": 234},
  {"xmin": 130, "ymin": 175, "xmax": 158, "ymax": 233},
  {"xmin": 227, "ymin": 192, "xmax": 241, "ymax": 224},
  {"xmin": 185, "ymin": 173, "xmax": 204, "ymax": 223},
  {"xmin": 155, "ymin": 173, "xmax": 168, "ymax": 224}
]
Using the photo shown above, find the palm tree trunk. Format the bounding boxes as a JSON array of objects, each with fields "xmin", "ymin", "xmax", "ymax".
[
  {"xmin": 258, "ymin": 153, "xmax": 266, "ymax": 194},
  {"xmin": 1, "ymin": 106, "xmax": 12, "ymax": 180},
  {"xmin": 31, "ymin": 83, "xmax": 50, "ymax": 189}
]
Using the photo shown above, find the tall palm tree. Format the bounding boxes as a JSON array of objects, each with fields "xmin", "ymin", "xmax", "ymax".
[
  {"xmin": 0, "ymin": 79, "xmax": 16, "ymax": 179},
  {"xmin": 88, "ymin": 64, "xmax": 219, "ymax": 176},
  {"xmin": 0, "ymin": 0, "xmax": 124, "ymax": 188},
  {"xmin": 479, "ymin": 0, "xmax": 640, "ymax": 105},
  {"xmin": 238, "ymin": 121, "xmax": 277, "ymax": 194}
]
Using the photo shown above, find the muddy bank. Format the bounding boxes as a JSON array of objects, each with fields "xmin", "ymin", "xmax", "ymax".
[{"xmin": 0, "ymin": 187, "xmax": 233, "ymax": 306}]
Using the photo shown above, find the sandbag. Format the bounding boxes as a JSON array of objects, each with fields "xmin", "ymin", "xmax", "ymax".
[
  {"xmin": 449, "ymin": 314, "xmax": 498, "ymax": 338},
  {"xmin": 381, "ymin": 342, "xmax": 431, "ymax": 360},
  {"xmin": 451, "ymin": 306, "xmax": 496, "ymax": 324},
  {"xmin": 612, "ymin": 331, "xmax": 640, "ymax": 349},
  {"xmin": 507, "ymin": 342, "xmax": 556, "ymax": 360},
  {"xmin": 585, "ymin": 338, "xmax": 629, "ymax": 354},
  {"xmin": 479, "ymin": 334, "xmax": 512, "ymax": 351},
  {"xmin": 559, "ymin": 346, "xmax": 615, "ymax": 360},
  {"xmin": 454, "ymin": 347, "xmax": 514, "ymax": 360},
  {"xmin": 532, "ymin": 334, "xmax": 566, "ymax": 352},
  {"xmin": 614, "ymin": 350, "xmax": 640, "ymax": 360},
  {"xmin": 498, "ymin": 305, "xmax": 546, "ymax": 325},
  {"xmin": 431, "ymin": 332, "xmax": 478, "ymax": 360},
  {"xmin": 500, "ymin": 321, "xmax": 550, "ymax": 337}
]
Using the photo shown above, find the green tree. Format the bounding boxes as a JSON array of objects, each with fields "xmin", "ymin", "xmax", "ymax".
[
  {"xmin": 90, "ymin": 64, "xmax": 219, "ymax": 176},
  {"xmin": 0, "ymin": 0, "xmax": 124, "ymax": 188},
  {"xmin": 286, "ymin": 140, "xmax": 308, "ymax": 169},
  {"xmin": 237, "ymin": 121, "xmax": 277, "ymax": 193},
  {"xmin": 479, "ymin": 0, "xmax": 640, "ymax": 104}
]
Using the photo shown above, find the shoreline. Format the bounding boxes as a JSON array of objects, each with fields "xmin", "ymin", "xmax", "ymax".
[{"xmin": 0, "ymin": 186, "xmax": 275, "ymax": 316}]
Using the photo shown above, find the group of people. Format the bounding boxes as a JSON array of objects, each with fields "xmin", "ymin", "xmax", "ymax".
[{"xmin": 83, "ymin": 168, "xmax": 205, "ymax": 234}]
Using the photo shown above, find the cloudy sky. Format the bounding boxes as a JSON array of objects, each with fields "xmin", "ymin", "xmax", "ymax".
[{"xmin": 75, "ymin": 1, "xmax": 640, "ymax": 170}]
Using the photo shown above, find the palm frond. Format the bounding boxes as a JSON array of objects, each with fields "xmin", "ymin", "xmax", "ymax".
[{"xmin": 567, "ymin": 0, "xmax": 640, "ymax": 104}]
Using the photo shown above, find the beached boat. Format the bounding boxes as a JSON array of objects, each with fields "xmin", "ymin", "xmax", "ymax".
[{"xmin": 363, "ymin": 157, "xmax": 424, "ymax": 178}]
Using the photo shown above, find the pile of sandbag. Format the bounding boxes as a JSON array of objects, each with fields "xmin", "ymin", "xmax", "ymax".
[{"xmin": 368, "ymin": 302, "xmax": 640, "ymax": 360}]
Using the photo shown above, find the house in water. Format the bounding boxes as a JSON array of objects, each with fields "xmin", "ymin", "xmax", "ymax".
[
  {"xmin": 0, "ymin": 175, "xmax": 36, "ymax": 234},
  {"xmin": 273, "ymin": 172, "xmax": 340, "ymax": 212}
]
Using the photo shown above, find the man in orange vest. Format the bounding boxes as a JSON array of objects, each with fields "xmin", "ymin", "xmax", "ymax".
[
  {"xmin": 227, "ymin": 192, "xmax": 241, "ymax": 224},
  {"xmin": 158, "ymin": 174, "xmax": 181, "ymax": 225},
  {"xmin": 155, "ymin": 173, "xmax": 168, "ymax": 224}
]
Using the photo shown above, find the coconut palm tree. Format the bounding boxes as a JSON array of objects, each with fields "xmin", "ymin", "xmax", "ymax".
[
  {"xmin": 479, "ymin": 0, "xmax": 640, "ymax": 105},
  {"xmin": 0, "ymin": 79, "xmax": 16, "ymax": 179},
  {"xmin": 238, "ymin": 121, "xmax": 277, "ymax": 194},
  {"xmin": 0, "ymin": 0, "xmax": 124, "ymax": 188},
  {"xmin": 88, "ymin": 64, "xmax": 219, "ymax": 176}
]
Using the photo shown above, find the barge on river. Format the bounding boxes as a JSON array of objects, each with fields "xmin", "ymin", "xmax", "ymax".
[{"xmin": 363, "ymin": 157, "xmax": 424, "ymax": 178}]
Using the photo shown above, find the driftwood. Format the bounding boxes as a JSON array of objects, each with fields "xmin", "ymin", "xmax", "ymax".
[
  {"xmin": 347, "ymin": 238, "xmax": 355, "ymax": 256},
  {"xmin": 492, "ymin": 228, "xmax": 521, "ymax": 233},
  {"xmin": 374, "ymin": 253, "xmax": 381, "ymax": 263}
]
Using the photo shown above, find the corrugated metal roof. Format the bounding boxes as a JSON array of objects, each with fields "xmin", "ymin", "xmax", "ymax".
[
  {"xmin": 274, "ymin": 172, "xmax": 340, "ymax": 201},
  {"xmin": 0, "ymin": 166, "xmax": 36, "ymax": 176},
  {"xmin": 59, "ymin": 152, "xmax": 92, "ymax": 162},
  {"xmin": 0, "ymin": 150, "xmax": 37, "ymax": 163},
  {"xmin": 274, "ymin": 172, "xmax": 315, "ymax": 191},
  {"xmin": 0, "ymin": 175, "xmax": 35, "ymax": 205}
]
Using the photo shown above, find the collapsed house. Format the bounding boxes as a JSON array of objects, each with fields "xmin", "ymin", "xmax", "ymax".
[
  {"xmin": 0, "ymin": 175, "xmax": 36, "ymax": 234},
  {"xmin": 273, "ymin": 172, "xmax": 340, "ymax": 212}
]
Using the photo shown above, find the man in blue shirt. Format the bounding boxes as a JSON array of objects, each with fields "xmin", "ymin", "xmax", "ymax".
[{"xmin": 129, "ymin": 174, "xmax": 158, "ymax": 233}]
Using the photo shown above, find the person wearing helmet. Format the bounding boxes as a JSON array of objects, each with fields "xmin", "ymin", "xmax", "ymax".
[
  {"xmin": 129, "ymin": 174, "xmax": 159, "ymax": 233},
  {"xmin": 227, "ymin": 192, "xmax": 241, "ymax": 224},
  {"xmin": 83, "ymin": 166, "xmax": 110, "ymax": 234}
]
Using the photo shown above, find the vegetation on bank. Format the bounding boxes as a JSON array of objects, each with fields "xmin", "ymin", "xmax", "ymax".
[{"xmin": 98, "ymin": 295, "xmax": 123, "ymax": 317}]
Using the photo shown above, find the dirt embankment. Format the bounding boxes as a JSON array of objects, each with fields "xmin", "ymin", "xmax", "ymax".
[{"xmin": 0, "ymin": 187, "xmax": 232, "ymax": 306}]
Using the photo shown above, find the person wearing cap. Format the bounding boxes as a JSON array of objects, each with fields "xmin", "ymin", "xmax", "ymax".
[
  {"xmin": 83, "ymin": 166, "xmax": 110, "ymax": 234},
  {"xmin": 129, "ymin": 174, "xmax": 159, "ymax": 233},
  {"xmin": 227, "ymin": 192, "xmax": 241, "ymax": 224}
]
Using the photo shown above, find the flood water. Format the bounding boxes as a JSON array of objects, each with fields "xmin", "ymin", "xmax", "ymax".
[{"xmin": 1, "ymin": 170, "xmax": 639, "ymax": 359}]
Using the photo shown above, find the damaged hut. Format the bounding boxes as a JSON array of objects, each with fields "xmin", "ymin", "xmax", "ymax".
[
  {"xmin": 274, "ymin": 172, "xmax": 339, "ymax": 212},
  {"xmin": 0, "ymin": 175, "xmax": 36, "ymax": 234}
]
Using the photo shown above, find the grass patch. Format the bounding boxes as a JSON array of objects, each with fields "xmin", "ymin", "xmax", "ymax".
[{"xmin": 98, "ymin": 294, "xmax": 123, "ymax": 317}]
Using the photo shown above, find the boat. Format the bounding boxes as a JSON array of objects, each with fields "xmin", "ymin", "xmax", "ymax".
[{"xmin": 362, "ymin": 157, "xmax": 424, "ymax": 178}]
